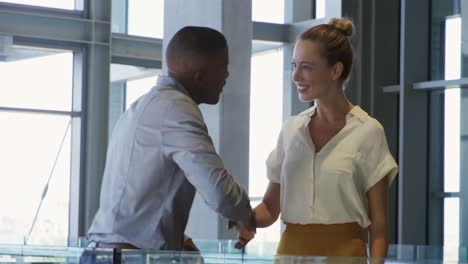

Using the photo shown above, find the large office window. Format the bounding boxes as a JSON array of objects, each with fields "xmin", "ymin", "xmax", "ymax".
[
  {"xmin": 315, "ymin": 0, "xmax": 325, "ymax": 19},
  {"xmin": 443, "ymin": 16, "xmax": 461, "ymax": 258},
  {"xmin": 430, "ymin": 0, "xmax": 465, "ymax": 256},
  {"xmin": 0, "ymin": 0, "xmax": 76, "ymax": 10},
  {"xmin": 112, "ymin": 0, "xmax": 164, "ymax": 39},
  {"xmin": 108, "ymin": 64, "xmax": 160, "ymax": 136},
  {"xmin": 128, "ymin": 0, "xmax": 164, "ymax": 39},
  {"xmin": 252, "ymin": 0, "xmax": 284, "ymax": 23},
  {"xmin": 0, "ymin": 46, "xmax": 77, "ymax": 246},
  {"xmin": 125, "ymin": 76, "xmax": 159, "ymax": 109},
  {"xmin": 249, "ymin": 48, "xmax": 284, "ymax": 242}
]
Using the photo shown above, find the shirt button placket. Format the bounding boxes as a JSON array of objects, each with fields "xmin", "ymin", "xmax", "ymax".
[{"xmin": 311, "ymin": 153, "xmax": 316, "ymax": 216}]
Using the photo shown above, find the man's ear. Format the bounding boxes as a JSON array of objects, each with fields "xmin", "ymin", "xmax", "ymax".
[{"xmin": 193, "ymin": 70, "xmax": 202, "ymax": 84}]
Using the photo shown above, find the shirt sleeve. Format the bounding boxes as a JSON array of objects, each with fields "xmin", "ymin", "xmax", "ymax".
[
  {"xmin": 266, "ymin": 128, "xmax": 284, "ymax": 184},
  {"xmin": 359, "ymin": 123, "xmax": 398, "ymax": 192},
  {"xmin": 160, "ymin": 97, "xmax": 252, "ymax": 225}
]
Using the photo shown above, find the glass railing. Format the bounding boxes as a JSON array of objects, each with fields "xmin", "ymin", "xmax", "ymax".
[{"xmin": 0, "ymin": 237, "xmax": 467, "ymax": 263}]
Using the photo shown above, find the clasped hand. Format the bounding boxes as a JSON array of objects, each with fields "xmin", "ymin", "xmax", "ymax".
[{"xmin": 228, "ymin": 220, "xmax": 256, "ymax": 249}]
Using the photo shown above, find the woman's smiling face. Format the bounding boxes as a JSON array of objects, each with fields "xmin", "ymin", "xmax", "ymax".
[{"xmin": 292, "ymin": 39, "xmax": 342, "ymax": 102}]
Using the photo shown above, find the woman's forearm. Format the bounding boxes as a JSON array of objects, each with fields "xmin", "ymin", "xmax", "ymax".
[
  {"xmin": 369, "ymin": 235, "xmax": 388, "ymax": 264},
  {"xmin": 254, "ymin": 182, "xmax": 281, "ymax": 228},
  {"xmin": 370, "ymin": 237, "xmax": 388, "ymax": 257},
  {"xmin": 254, "ymin": 202, "xmax": 278, "ymax": 228},
  {"xmin": 366, "ymin": 176, "xmax": 390, "ymax": 262},
  {"xmin": 369, "ymin": 224, "xmax": 388, "ymax": 261}
]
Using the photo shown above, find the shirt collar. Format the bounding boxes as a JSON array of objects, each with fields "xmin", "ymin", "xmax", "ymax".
[
  {"xmin": 300, "ymin": 104, "xmax": 368, "ymax": 123},
  {"xmin": 347, "ymin": 105, "xmax": 368, "ymax": 123},
  {"xmin": 155, "ymin": 75, "xmax": 190, "ymax": 97}
]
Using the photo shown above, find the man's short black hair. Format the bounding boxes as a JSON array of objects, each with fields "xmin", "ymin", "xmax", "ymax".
[{"xmin": 166, "ymin": 26, "xmax": 227, "ymax": 60}]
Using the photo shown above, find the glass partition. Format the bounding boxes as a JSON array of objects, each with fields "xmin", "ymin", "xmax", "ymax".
[{"xmin": 1, "ymin": 241, "xmax": 468, "ymax": 263}]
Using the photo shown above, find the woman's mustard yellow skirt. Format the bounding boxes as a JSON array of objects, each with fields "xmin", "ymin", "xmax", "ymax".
[{"xmin": 276, "ymin": 222, "xmax": 367, "ymax": 257}]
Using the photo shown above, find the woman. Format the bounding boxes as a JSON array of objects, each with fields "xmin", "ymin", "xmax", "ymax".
[{"xmin": 250, "ymin": 18, "xmax": 398, "ymax": 259}]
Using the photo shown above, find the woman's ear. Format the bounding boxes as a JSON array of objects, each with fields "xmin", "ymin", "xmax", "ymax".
[{"xmin": 331, "ymin": 61, "xmax": 344, "ymax": 81}]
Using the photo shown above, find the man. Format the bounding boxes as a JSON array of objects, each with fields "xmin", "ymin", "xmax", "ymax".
[{"xmin": 87, "ymin": 26, "xmax": 255, "ymax": 251}]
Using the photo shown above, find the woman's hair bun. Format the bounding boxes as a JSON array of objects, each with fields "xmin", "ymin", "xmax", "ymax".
[{"xmin": 328, "ymin": 18, "xmax": 354, "ymax": 37}]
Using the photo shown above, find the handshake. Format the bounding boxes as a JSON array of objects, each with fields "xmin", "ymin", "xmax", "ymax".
[{"xmin": 228, "ymin": 210, "xmax": 257, "ymax": 249}]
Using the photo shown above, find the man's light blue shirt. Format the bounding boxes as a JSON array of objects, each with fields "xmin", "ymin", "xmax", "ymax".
[{"xmin": 88, "ymin": 75, "xmax": 251, "ymax": 250}]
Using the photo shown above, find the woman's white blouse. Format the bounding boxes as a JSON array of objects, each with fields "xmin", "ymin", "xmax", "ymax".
[{"xmin": 266, "ymin": 105, "xmax": 398, "ymax": 227}]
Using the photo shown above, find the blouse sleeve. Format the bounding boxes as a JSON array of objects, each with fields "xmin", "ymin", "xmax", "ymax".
[
  {"xmin": 266, "ymin": 129, "xmax": 284, "ymax": 184},
  {"xmin": 359, "ymin": 123, "xmax": 398, "ymax": 192}
]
